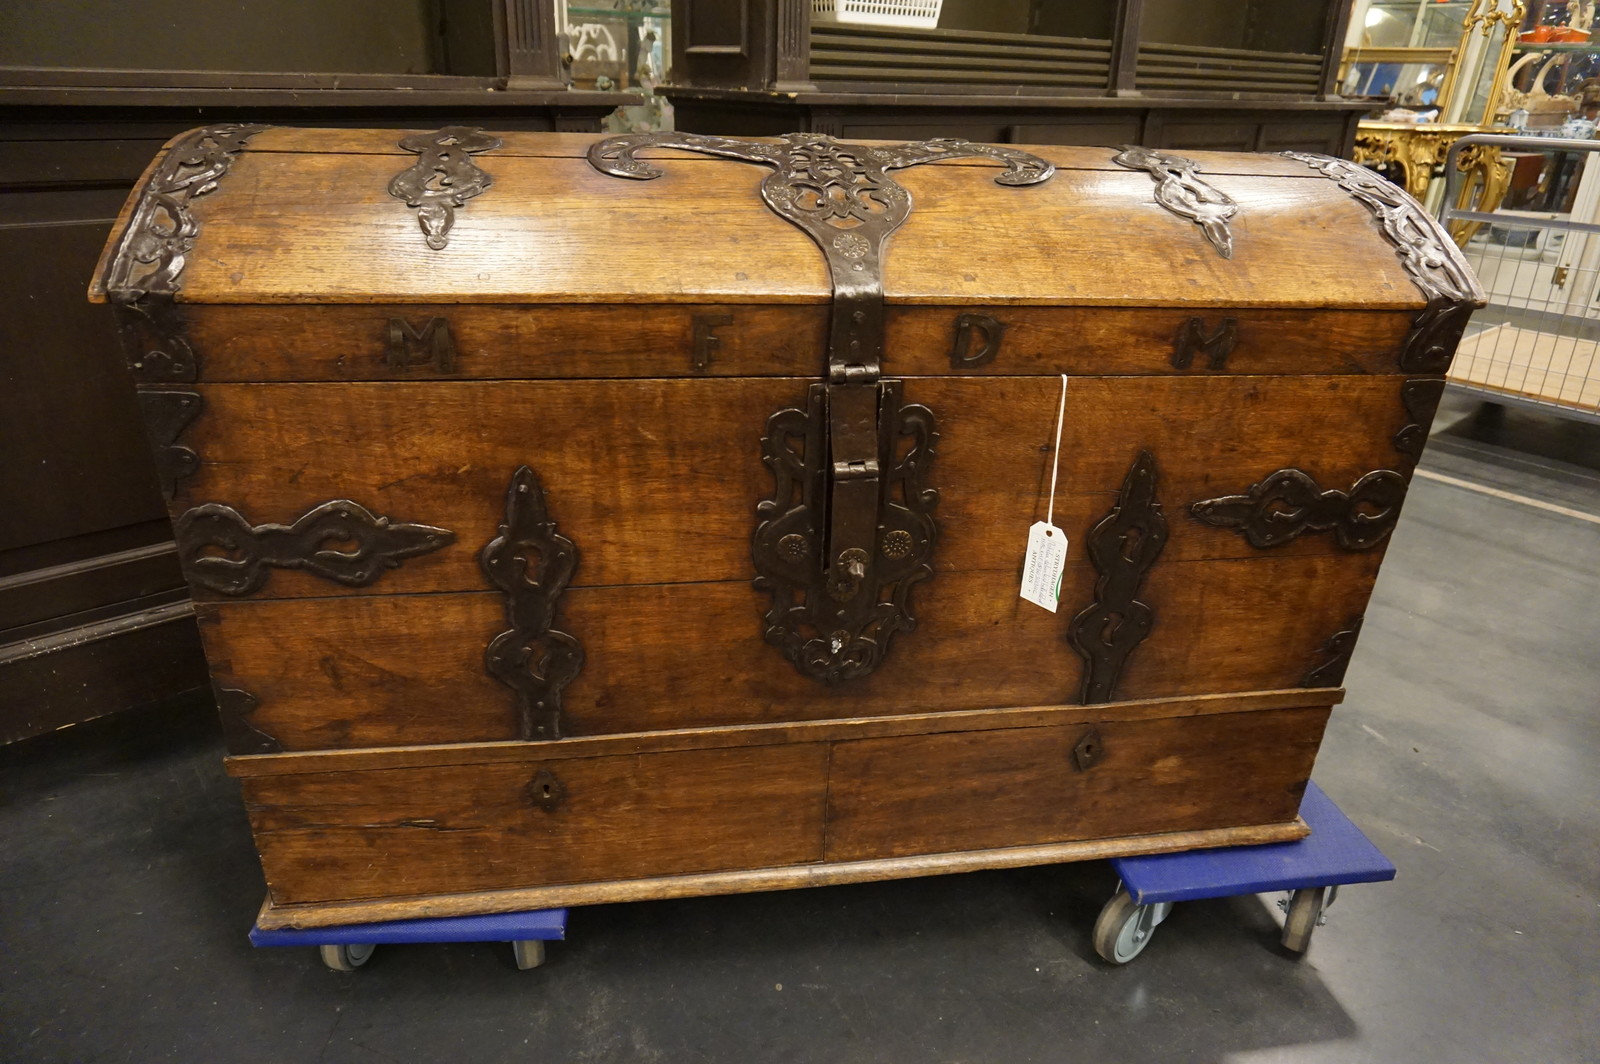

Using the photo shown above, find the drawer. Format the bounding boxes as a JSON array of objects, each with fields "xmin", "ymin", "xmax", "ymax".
[
  {"xmin": 244, "ymin": 743, "xmax": 829, "ymax": 905},
  {"xmin": 825, "ymin": 705, "xmax": 1329, "ymax": 861}
]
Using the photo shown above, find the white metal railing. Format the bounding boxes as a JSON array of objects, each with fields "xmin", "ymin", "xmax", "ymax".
[{"xmin": 1441, "ymin": 134, "xmax": 1600, "ymax": 425}]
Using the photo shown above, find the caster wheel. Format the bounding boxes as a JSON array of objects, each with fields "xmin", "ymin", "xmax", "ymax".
[
  {"xmin": 319, "ymin": 942, "xmax": 375, "ymax": 971},
  {"xmin": 1093, "ymin": 888, "xmax": 1172, "ymax": 965},
  {"xmin": 512, "ymin": 939, "xmax": 546, "ymax": 970},
  {"xmin": 1281, "ymin": 887, "xmax": 1327, "ymax": 954}
]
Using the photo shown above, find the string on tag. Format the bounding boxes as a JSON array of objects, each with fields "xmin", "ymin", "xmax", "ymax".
[
  {"xmin": 1046, "ymin": 373, "xmax": 1068, "ymax": 528},
  {"xmin": 1018, "ymin": 374, "xmax": 1072, "ymax": 612}
]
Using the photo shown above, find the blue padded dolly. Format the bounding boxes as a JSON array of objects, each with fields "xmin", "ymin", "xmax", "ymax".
[
  {"xmin": 250, "ymin": 907, "xmax": 567, "ymax": 971},
  {"xmin": 1092, "ymin": 782, "xmax": 1395, "ymax": 964}
]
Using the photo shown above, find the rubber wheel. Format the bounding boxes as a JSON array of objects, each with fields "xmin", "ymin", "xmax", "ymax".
[
  {"xmin": 319, "ymin": 942, "xmax": 375, "ymax": 971},
  {"xmin": 512, "ymin": 939, "xmax": 546, "ymax": 970},
  {"xmin": 1281, "ymin": 887, "xmax": 1326, "ymax": 954},
  {"xmin": 1093, "ymin": 889, "xmax": 1161, "ymax": 965}
]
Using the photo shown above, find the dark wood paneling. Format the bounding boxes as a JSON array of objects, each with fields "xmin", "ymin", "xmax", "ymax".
[
  {"xmin": 0, "ymin": 536, "xmax": 181, "ymax": 631},
  {"xmin": 0, "ymin": 221, "xmax": 164, "ymax": 552},
  {"xmin": 0, "ymin": 603, "xmax": 206, "ymax": 743},
  {"xmin": 809, "ymin": 24, "xmax": 1112, "ymax": 90},
  {"xmin": 664, "ymin": 93, "xmax": 1369, "ymax": 160},
  {"xmin": 1, "ymin": 0, "xmax": 439, "ymax": 75}
]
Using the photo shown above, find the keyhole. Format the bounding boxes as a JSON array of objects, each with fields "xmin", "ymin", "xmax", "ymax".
[{"xmin": 528, "ymin": 769, "xmax": 563, "ymax": 811}]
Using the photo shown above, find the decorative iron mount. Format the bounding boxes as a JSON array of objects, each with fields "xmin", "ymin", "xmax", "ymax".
[
  {"xmin": 1112, "ymin": 146, "xmax": 1237, "ymax": 259},
  {"xmin": 481, "ymin": 466, "xmax": 584, "ymax": 740},
  {"xmin": 388, "ymin": 126, "xmax": 502, "ymax": 250},
  {"xmin": 1190, "ymin": 467, "xmax": 1407, "ymax": 551},
  {"xmin": 174, "ymin": 500, "xmax": 454, "ymax": 596},
  {"xmin": 589, "ymin": 133, "xmax": 1055, "ymax": 683},
  {"xmin": 101, "ymin": 124, "xmax": 268, "ymax": 304},
  {"xmin": 1067, "ymin": 451, "xmax": 1169, "ymax": 703},
  {"xmin": 1280, "ymin": 152, "xmax": 1485, "ymax": 374}
]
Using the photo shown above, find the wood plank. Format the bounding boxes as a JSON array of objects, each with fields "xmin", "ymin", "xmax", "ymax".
[
  {"xmin": 807, "ymin": 50, "xmax": 1112, "ymax": 75},
  {"xmin": 223, "ymin": 688, "xmax": 1341, "ymax": 775},
  {"xmin": 174, "ymin": 374, "xmax": 1416, "ymax": 598},
  {"xmin": 254, "ymin": 815, "xmax": 1308, "ymax": 929},
  {"xmin": 181, "ymin": 304, "xmax": 1411, "ymax": 383},
  {"xmin": 1134, "ymin": 69, "xmax": 1319, "ymax": 88},
  {"xmin": 1136, "ymin": 42, "xmax": 1323, "ymax": 63},
  {"xmin": 809, "ymin": 39, "xmax": 1111, "ymax": 63},
  {"xmin": 826, "ymin": 706, "xmax": 1327, "ymax": 859},
  {"xmin": 890, "ymin": 307, "xmax": 1411, "ymax": 378},
  {"xmin": 198, "ymin": 551, "xmax": 1377, "ymax": 750},
  {"xmin": 182, "ymin": 303, "xmax": 832, "ymax": 381},
  {"xmin": 0, "ymin": 603, "xmax": 207, "ymax": 744},
  {"xmin": 809, "ymin": 22, "xmax": 1113, "ymax": 51},
  {"xmin": 161, "ymin": 150, "xmax": 1429, "ymax": 309},
  {"xmin": 238, "ymin": 128, "xmax": 614, "ymax": 157},
  {"xmin": 1137, "ymin": 78, "xmax": 1319, "ymax": 93},
  {"xmin": 811, "ymin": 65, "xmax": 1105, "ymax": 86},
  {"xmin": 244, "ymin": 743, "xmax": 830, "ymax": 905},
  {"xmin": 1136, "ymin": 56, "xmax": 1320, "ymax": 74}
]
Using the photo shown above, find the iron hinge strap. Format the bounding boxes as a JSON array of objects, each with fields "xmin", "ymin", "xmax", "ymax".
[
  {"xmin": 823, "ymin": 374, "xmax": 883, "ymax": 604},
  {"xmin": 585, "ymin": 132, "xmax": 1053, "ymax": 682},
  {"xmin": 823, "ymin": 282, "xmax": 888, "ymax": 604}
]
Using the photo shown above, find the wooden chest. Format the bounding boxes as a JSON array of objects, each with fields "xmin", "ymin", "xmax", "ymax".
[{"xmin": 92, "ymin": 126, "xmax": 1480, "ymax": 929}]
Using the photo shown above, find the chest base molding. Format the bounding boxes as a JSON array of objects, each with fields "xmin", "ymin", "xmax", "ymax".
[{"xmin": 254, "ymin": 815, "xmax": 1309, "ymax": 931}]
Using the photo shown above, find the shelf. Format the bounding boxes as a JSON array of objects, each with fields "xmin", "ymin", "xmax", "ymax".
[
  {"xmin": 1512, "ymin": 41, "xmax": 1600, "ymax": 52},
  {"xmin": 566, "ymin": 6, "xmax": 669, "ymax": 18}
]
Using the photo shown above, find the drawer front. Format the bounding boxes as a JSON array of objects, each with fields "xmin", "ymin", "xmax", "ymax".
[
  {"xmin": 825, "ymin": 706, "xmax": 1329, "ymax": 861},
  {"xmin": 244, "ymin": 743, "xmax": 829, "ymax": 905}
]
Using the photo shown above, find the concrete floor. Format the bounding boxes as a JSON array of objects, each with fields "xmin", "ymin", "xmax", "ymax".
[{"xmin": 2, "ymin": 392, "xmax": 1596, "ymax": 1064}]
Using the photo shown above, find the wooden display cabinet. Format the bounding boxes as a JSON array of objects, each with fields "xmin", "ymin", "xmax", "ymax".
[{"xmin": 661, "ymin": 0, "xmax": 1370, "ymax": 153}]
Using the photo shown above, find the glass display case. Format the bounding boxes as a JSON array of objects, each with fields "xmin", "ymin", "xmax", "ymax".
[
  {"xmin": 662, "ymin": 0, "xmax": 1368, "ymax": 155},
  {"xmin": 562, "ymin": 1, "xmax": 673, "ymax": 130},
  {"xmin": 1502, "ymin": 2, "xmax": 1600, "ymax": 131},
  {"xmin": 1341, "ymin": 0, "xmax": 1523, "ymax": 125}
]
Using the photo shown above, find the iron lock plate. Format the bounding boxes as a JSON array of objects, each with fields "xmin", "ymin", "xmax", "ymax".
[{"xmin": 589, "ymin": 132, "xmax": 1056, "ymax": 682}]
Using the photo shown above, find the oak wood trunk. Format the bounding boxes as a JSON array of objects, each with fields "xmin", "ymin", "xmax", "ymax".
[{"xmin": 92, "ymin": 126, "xmax": 1480, "ymax": 929}]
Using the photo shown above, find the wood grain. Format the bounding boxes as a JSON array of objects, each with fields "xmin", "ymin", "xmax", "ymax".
[
  {"xmin": 241, "ymin": 703, "xmax": 1321, "ymax": 908},
  {"xmin": 181, "ymin": 302, "xmax": 1412, "ymax": 382},
  {"xmin": 245, "ymin": 742, "xmax": 830, "ymax": 906},
  {"xmin": 174, "ymin": 374, "xmax": 1414, "ymax": 599},
  {"xmin": 253, "ymin": 816, "xmax": 1309, "ymax": 930},
  {"xmin": 826, "ymin": 706, "xmax": 1328, "ymax": 860},
  {"xmin": 197, "ymin": 551, "xmax": 1378, "ymax": 751},
  {"xmin": 223, "ymin": 688, "xmax": 1341, "ymax": 777},
  {"xmin": 165, "ymin": 150, "xmax": 1427, "ymax": 308}
]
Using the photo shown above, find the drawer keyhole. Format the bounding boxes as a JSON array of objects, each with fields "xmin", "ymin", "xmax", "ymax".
[
  {"xmin": 1073, "ymin": 729, "xmax": 1104, "ymax": 772},
  {"xmin": 528, "ymin": 769, "xmax": 565, "ymax": 812}
]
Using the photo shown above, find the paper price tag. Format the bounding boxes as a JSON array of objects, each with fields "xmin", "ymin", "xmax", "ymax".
[{"xmin": 1019, "ymin": 521, "xmax": 1068, "ymax": 612}]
